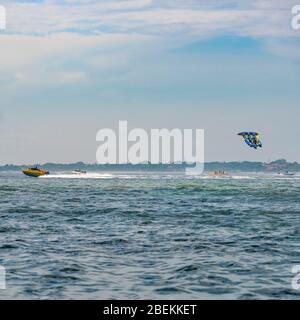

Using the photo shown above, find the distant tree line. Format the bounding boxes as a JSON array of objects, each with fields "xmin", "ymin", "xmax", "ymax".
[{"xmin": 0, "ymin": 159, "xmax": 299, "ymax": 172}]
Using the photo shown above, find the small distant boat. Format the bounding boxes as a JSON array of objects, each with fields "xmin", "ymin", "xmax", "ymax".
[
  {"xmin": 22, "ymin": 167, "xmax": 49, "ymax": 177},
  {"xmin": 208, "ymin": 171, "xmax": 229, "ymax": 177},
  {"xmin": 73, "ymin": 169, "xmax": 87, "ymax": 174},
  {"xmin": 278, "ymin": 172, "xmax": 295, "ymax": 176}
]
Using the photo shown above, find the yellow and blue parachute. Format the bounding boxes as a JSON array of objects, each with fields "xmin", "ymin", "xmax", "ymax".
[{"xmin": 238, "ymin": 132, "xmax": 262, "ymax": 149}]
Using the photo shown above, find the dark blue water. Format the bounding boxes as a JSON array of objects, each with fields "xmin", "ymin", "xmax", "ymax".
[{"xmin": 0, "ymin": 171, "xmax": 299, "ymax": 299}]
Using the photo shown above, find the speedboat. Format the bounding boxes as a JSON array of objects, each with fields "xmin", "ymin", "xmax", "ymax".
[
  {"xmin": 278, "ymin": 172, "xmax": 295, "ymax": 176},
  {"xmin": 73, "ymin": 169, "xmax": 87, "ymax": 174},
  {"xmin": 22, "ymin": 167, "xmax": 49, "ymax": 177}
]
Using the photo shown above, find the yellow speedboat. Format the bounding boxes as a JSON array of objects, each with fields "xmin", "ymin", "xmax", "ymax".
[{"xmin": 22, "ymin": 167, "xmax": 49, "ymax": 177}]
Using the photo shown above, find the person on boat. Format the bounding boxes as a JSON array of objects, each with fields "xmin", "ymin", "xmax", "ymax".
[{"xmin": 249, "ymin": 135, "xmax": 257, "ymax": 148}]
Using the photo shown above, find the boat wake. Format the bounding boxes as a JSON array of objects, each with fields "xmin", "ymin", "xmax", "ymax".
[
  {"xmin": 40, "ymin": 173, "xmax": 115, "ymax": 179},
  {"xmin": 39, "ymin": 172, "xmax": 300, "ymax": 180}
]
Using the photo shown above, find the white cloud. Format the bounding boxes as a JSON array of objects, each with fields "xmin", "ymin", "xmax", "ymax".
[
  {"xmin": 0, "ymin": 33, "xmax": 98, "ymax": 67},
  {"xmin": 56, "ymin": 71, "xmax": 88, "ymax": 84},
  {"xmin": 0, "ymin": 0, "xmax": 299, "ymax": 89},
  {"xmin": 2, "ymin": 0, "xmax": 298, "ymax": 38},
  {"xmin": 0, "ymin": 32, "xmax": 152, "ymax": 86}
]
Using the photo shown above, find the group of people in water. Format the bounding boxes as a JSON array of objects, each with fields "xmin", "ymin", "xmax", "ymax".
[{"xmin": 209, "ymin": 171, "xmax": 229, "ymax": 177}]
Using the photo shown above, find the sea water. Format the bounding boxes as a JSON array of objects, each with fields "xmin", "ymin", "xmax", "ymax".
[{"xmin": 0, "ymin": 171, "xmax": 299, "ymax": 299}]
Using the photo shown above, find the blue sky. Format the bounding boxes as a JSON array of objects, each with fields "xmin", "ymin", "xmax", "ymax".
[{"xmin": 0, "ymin": 0, "xmax": 299, "ymax": 164}]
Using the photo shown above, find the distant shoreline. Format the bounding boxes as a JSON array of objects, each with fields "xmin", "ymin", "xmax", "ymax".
[{"xmin": 0, "ymin": 159, "xmax": 299, "ymax": 172}]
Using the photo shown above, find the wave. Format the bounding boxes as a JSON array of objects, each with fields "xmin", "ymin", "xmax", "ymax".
[{"xmin": 231, "ymin": 175, "xmax": 255, "ymax": 180}]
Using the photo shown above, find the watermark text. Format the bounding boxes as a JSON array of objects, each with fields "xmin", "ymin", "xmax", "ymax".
[
  {"xmin": 292, "ymin": 5, "xmax": 300, "ymax": 30},
  {"xmin": 96, "ymin": 121, "xmax": 204, "ymax": 174},
  {"xmin": 0, "ymin": 265, "xmax": 6, "ymax": 290},
  {"xmin": 292, "ymin": 265, "xmax": 300, "ymax": 290},
  {"xmin": 0, "ymin": 5, "xmax": 6, "ymax": 30}
]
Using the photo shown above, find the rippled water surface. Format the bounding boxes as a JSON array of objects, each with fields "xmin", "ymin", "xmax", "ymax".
[{"xmin": 0, "ymin": 171, "xmax": 299, "ymax": 299}]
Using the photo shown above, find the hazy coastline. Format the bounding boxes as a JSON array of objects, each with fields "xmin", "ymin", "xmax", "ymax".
[{"xmin": 1, "ymin": 159, "xmax": 299, "ymax": 173}]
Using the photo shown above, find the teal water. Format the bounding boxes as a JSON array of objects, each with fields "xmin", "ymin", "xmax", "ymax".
[{"xmin": 0, "ymin": 171, "xmax": 299, "ymax": 299}]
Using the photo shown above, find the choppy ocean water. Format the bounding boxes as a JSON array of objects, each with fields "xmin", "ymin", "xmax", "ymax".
[{"xmin": 0, "ymin": 171, "xmax": 299, "ymax": 299}]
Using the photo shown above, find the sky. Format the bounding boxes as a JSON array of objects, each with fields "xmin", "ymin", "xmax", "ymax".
[{"xmin": 0, "ymin": 0, "xmax": 299, "ymax": 165}]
